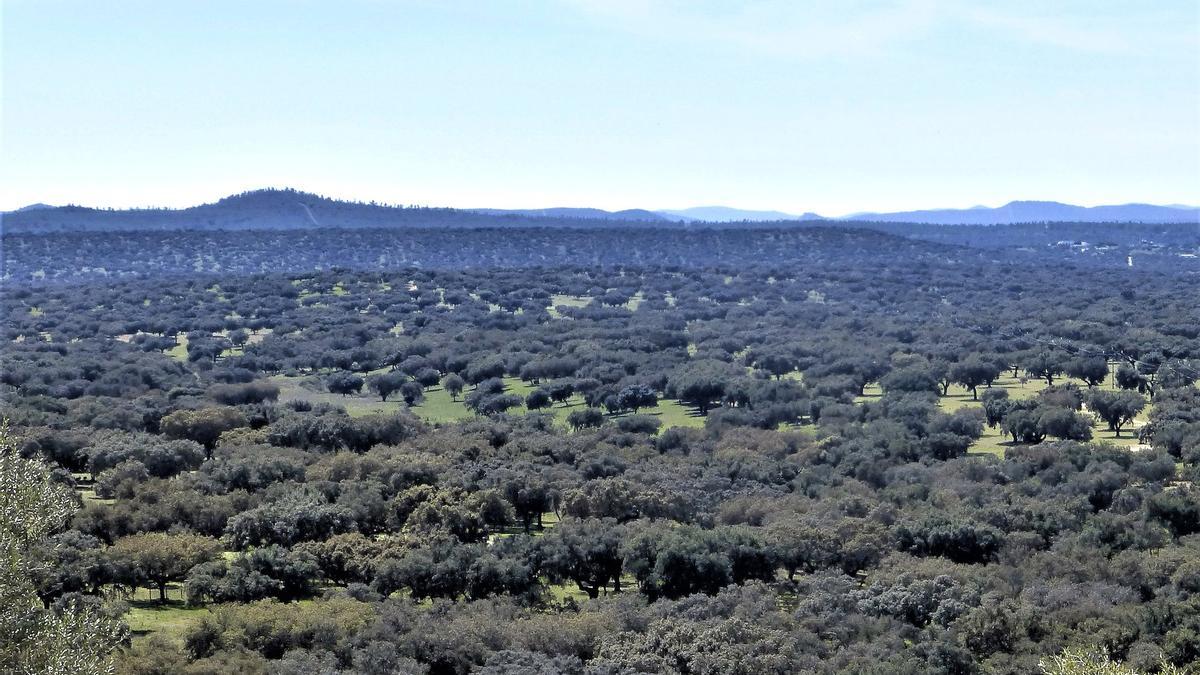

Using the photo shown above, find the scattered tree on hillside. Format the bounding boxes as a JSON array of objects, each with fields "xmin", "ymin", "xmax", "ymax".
[
  {"xmin": 367, "ymin": 372, "xmax": 406, "ymax": 402},
  {"xmin": 1087, "ymin": 389, "xmax": 1146, "ymax": 437}
]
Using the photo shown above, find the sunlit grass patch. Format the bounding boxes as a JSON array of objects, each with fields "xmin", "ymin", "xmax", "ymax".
[
  {"xmin": 273, "ymin": 370, "xmax": 707, "ymax": 432},
  {"xmin": 638, "ymin": 398, "xmax": 705, "ymax": 430},
  {"xmin": 857, "ymin": 374, "xmax": 1151, "ymax": 457},
  {"xmin": 125, "ymin": 599, "xmax": 210, "ymax": 642},
  {"xmin": 413, "ymin": 385, "xmax": 472, "ymax": 424},
  {"xmin": 547, "ymin": 294, "xmax": 592, "ymax": 318},
  {"xmin": 164, "ymin": 334, "xmax": 189, "ymax": 361}
]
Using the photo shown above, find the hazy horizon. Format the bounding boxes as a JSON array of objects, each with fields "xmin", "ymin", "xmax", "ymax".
[
  {"xmin": 4, "ymin": 185, "xmax": 1199, "ymax": 219},
  {"xmin": 3, "ymin": 1, "xmax": 1198, "ymax": 213}
]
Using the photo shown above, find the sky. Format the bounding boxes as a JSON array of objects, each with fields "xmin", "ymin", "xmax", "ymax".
[{"xmin": 2, "ymin": 0, "xmax": 1198, "ymax": 215}]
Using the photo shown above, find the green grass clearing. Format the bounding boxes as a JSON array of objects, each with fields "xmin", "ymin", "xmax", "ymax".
[
  {"xmin": 164, "ymin": 334, "xmax": 189, "ymax": 361},
  {"xmin": 79, "ymin": 488, "xmax": 115, "ymax": 505},
  {"xmin": 413, "ymin": 384, "xmax": 474, "ymax": 424},
  {"xmin": 547, "ymin": 294, "xmax": 592, "ymax": 318},
  {"xmin": 855, "ymin": 374, "xmax": 1151, "ymax": 458},
  {"xmin": 272, "ymin": 373, "xmax": 707, "ymax": 431},
  {"xmin": 636, "ymin": 398, "xmax": 705, "ymax": 429},
  {"xmin": 545, "ymin": 572, "xmax": 637, "ymax": 603},
  {"xmin": 125, "ymin": 598, "xmax": 210, "ymax": 643}
]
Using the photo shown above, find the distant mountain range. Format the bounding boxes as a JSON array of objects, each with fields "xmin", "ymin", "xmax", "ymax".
[
  {"xmin": 3, "ymin": 189, "xmax": 1197, "ymax": 234},
  {"xmin": 835, "ymin": 201, "xmax": 1200, "ymax": 225},
  {"xmin": 656, "ymin": 206, "xmax": 824, "ymax": 222},
  {"xmin": 470, "ymin": 207, "xmax": 669, "ymax": 222},
  {"xmin": 654, "ymin": 201, "xmax": 1199, "ymax": 224}
]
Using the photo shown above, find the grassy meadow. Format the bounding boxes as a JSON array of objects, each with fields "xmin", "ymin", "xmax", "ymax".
[
  {"xmin": 856, "ymin": 371, "xmax": 1151, "ymax": 457},
  {"xmin": 270, "ymin": 373, "xmax": 708, "ymax": 431}
]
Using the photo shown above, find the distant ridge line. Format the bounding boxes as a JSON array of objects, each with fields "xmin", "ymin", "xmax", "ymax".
[{"xmin": 3, "ymin": 188, "xmax": 1197, "ymax": 233}]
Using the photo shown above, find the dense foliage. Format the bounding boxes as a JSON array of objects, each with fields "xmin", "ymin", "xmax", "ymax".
[{"xmin": 1, "ymin": 222, "xmax": 1197, "ymax": 674}]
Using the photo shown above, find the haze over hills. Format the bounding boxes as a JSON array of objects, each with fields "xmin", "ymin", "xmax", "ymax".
[
  {"xmin": 2, "ymin": 189, "xmax": 1197, "ymax": 233},
  {"xmin": 10, "ymin": 203, "xmax": 56, "ymax": 213},
  {"xmin": 469, "ymin": 207, "xmax": 669, "ymax": 222},
  {"xmin": 841, "ymin": 201, "xmax": 1200, "ymax": 225},
  {"xmin": 656, "ymin": 206, "xmax": 815, "ymax": 222},
  {"xmin": 657, "ymin": 201, "xmax": 1200, "ymax": 224}
]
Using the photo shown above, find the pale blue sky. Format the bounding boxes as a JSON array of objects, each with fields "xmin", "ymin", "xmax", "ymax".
[{"xmin": 2, "ymin": 1, "xmax": 1197, "ymax": 214}]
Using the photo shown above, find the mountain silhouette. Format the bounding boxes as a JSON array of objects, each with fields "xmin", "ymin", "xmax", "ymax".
[{"xmin": 4, "ymin": 189, "xmax": 1196, "ymax": 233}]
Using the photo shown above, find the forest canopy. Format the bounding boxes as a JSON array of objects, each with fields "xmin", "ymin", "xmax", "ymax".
[{"xmin": 1, "ymin": 222, "xmax": 1198, "ymax": 674}]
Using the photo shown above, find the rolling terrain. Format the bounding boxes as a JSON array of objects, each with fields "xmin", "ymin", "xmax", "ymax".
[{"xmin": 5, "ymin": 189, "xmax": 1197, "ymax": 234}]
